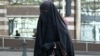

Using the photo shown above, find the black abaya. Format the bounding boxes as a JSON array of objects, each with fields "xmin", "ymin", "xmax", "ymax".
[{"xmin": 34, "ymin": 1, "xmax": 74, "ymax": 56}]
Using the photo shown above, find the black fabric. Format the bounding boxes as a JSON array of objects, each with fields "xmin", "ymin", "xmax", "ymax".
[{"xmin": 34, "ymin": 1, "xmax": 74, "ymax": 56}]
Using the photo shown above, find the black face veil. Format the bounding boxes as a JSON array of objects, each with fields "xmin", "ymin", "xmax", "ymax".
[{"xmin": 34, "ymin": 1, "xmax": 74, "ymax": 56}]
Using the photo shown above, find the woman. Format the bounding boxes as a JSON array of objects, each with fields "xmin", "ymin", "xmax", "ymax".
[{"xmin": 34, "ymin": 1, "xmax": 74, "ymax": 56}]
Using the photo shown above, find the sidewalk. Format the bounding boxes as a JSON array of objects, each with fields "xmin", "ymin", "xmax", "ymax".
[
  {"xmin": 0, "ymin": 51, "xmax": 33, "ymax": 56},
  {"xmin": 0, "ymin": 47, "xmax": 33, "ymax": 56},
  {"xmin": 0, "ymin": 47, "xmax": 100, "ymax": 56},
  {"xmin": 76, "ymin": 51, "xmax": 100, "ymax": 56},
  {"xmin": 0, "ymin": 51, "xmax": 100, "ymax": 56}
]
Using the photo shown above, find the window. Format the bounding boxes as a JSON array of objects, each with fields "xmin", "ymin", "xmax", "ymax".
[
  {"xmin": 53, "ymin": 0, "xmax": 63, "ymax": 15},
  {"xmin": 9, "ymin": 0, "xmax": 42, "ymax": 5},
  {"xmin": 81, "ymin": 0, "xmax": 100, "ymax": 41},
  {"xmin": 8, "ymin": 17, "xmax": 38, "ymax": 38}
]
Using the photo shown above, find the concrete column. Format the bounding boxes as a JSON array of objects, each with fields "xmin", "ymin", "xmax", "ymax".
[
  {"xmin": 76, "ymin": 0, "xmax": 81, "ymax": 40},
  {"xmin": 62, "ymin": 0, "xmax": 65, "ymax": 17}
]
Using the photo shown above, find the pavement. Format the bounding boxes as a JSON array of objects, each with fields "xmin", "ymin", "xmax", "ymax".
[
  {"xmin": 0, "ymin": 48, "xmax": 100, "ymax": 56},
  {"xmin": 0, "ymin": 51, "xmax": 33, "ymax": 56},
  {"xmin": 0, "ymin": 51, "xmax": 100, "ymax": 56}
]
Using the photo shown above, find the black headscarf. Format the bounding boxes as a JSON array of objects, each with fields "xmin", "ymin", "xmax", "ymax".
[{"xmin": 34, "ymin": 1, "xmax": 74, "ymax": 56}]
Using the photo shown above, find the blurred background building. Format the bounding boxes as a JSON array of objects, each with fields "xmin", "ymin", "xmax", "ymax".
[
  {"xmin": 0, "ymin": 0, "xmax": 100, "ymax": 52},
  {"xmin": 0, "ymin": 0, "xmax": 75, "ymax": 38}
]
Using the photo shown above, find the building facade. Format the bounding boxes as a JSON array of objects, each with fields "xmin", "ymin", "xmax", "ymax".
[
  {"xmin": 0, "ymin": 0, "xmax": 75, "ymax": 39},
  {"xmin": 1, "ymin": 0, "xmax": 100, "ymax": 52}
]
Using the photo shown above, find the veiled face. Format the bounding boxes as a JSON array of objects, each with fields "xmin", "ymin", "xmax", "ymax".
[
  {"xmin": 40, "ymin": 9, "xmax": 48, "ymax": 13},
  {"xmin": 40, "ymin": 2, "xmax": 50, "ymax": 14}
]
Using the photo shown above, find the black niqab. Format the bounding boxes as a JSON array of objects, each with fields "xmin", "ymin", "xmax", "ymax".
[{"xmin": 34, "ymin": 1, "xmax": 74, "ymax": 56}]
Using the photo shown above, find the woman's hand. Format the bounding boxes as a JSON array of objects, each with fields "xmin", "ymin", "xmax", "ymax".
[{"xmin": 43, "ymin": 42, "xmax": 55, "ymax": 50}]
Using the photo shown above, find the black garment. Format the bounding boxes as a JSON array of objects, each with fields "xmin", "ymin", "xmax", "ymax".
[
  {"xmin": 15, "ymin": 33, "xmax": 20, "ymax": 39},
  {"xmin": 16, "ymin": 33, "xmax": 20, "ymax": 36},
  {"xmin": 15, "ymin": 30, "xmax": 20, "ymax": 39},
  {"xmin": 34, "ymin": 1, "xmax": 74, "ymax": 56}
]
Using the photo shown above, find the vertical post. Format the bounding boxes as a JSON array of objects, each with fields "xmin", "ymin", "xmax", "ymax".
[
  {"xmin": 62, "ymin": 0, "xmax": 65, "ymax": 17},
  {"xmin": 22, "ymin": 38, "xmax": 27, "ymax": 56},
  {"xmin": 65, "ymin": 0, "xmax": 71, "ymax": 16},
  {"xmin": 86, "ymin": 42, "xmax": 88, "ymax": 52},
  {"xmin": 58, "ymin": 0, "xmax": 60, "ymax": 13},
  {"xmin": 2, "ymin": 37, "xmax": 4, "ymax": 49},
  {"xmin": 52, "ymin": 0, "xmax": 54, "ymax": 2},
  {"xmin": 76, "ymin": 0, "xmax": 81, "ymax": 40}
]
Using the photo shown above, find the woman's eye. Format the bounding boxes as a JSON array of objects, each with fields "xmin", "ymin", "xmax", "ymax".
[
  {"xmin": 44, "ymin": 10, "xmax": 48, "ymax": 12},
  {"xmin": 41, "ymin": 9, "xmax": 48, "ymax": 13}
]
